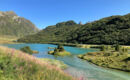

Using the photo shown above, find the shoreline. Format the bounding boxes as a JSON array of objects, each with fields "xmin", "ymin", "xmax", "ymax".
[
  {"xmin": 2, "ymin": 41, "xmax": 130, "ymax": 72},
  {"xmin": 78, "ymin": 52, "xmax": 130, "ymax": 72},
  {"xmin": 86, "ymin": 59, "xmax": 130, "ymax": 72}
]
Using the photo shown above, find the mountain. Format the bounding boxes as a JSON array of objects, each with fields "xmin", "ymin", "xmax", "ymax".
[
  {"xmin": 18, "ymin": 20, "xmax": 81, "ymax": 42},
  {"xmin": 0, "ymin": 11, "xmax": 39, "ymax": 37},
  {"xmin": 18, "ymin": 14, "xmax": 130, "ymax": 45},
  {"xmin": 67, "ymin": 14, "xmax": 130, "ymax": 45}
]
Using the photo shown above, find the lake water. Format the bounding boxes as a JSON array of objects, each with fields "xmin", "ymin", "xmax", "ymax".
[{"xmin": 1, "ymin": 44, "xmax": 130, "ymax": 80}]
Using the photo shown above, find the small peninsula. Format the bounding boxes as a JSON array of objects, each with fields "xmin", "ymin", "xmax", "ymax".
[{"xmin": 78, "ymin": 45, "xmax": 130, "ymax": 72}]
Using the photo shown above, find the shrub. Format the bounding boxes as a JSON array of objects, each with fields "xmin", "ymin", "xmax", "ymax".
[
  {"xmin": 20, "ymin": 46, "xmax": 33, "ymax": 54},
  {"xmin": 100, "ymin": 45, "xmax": 106, "ymax": 51},
  {"xmin": 115, "ymin": 44, "xmax": 121, "ymax": 51},
  {"xmin": 57, "ymin": 44, "xmax": 65, "ymax": 51},
  {"xmin": 48, "ymin": 45, "xmax": 71, "ymax": 56},
  {"xmin": 122, "ymin": 48, "xmax": 128, "ymax": 52}
]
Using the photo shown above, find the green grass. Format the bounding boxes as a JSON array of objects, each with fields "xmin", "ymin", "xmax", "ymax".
[
  {"xmin": 78, "ymin": 45, "xmax": 130, "ymax": 72},
  {"xmin": 40, "ymin": 58, "xmax": 68, "ymax": 69},
  {"xmin": 47, "ymin": 42, "xmax": 100, "ymax": 48},
  {"xmin": 48, "ymin": 45, "xmax": 71, "ymax": 56},
  {"xmin": 48, "ymin": 51, "xmax": 71, "ymax": 56},
  {"xmin": 0, "ymin": 46, "xmax": 75, "ymax": 80},
  {"xmin": 0, "ymin": 35, "xmax": 18, "ymax": 44},
  {"xmin": 78, "ymin": 52, "xmax": 130, "ymax": 72},
  {"xmin": 20, "ymin": 46, "xmax": 38, "ymax": 54},
  {"xmin": 54, "ymin": 51, "xmax": 71, "ymax": 56}
]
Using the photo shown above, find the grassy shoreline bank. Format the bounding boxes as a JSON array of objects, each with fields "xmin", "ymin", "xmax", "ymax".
[
  {"xmin": 2, "ymin": 40, "xmax": 130, "ymax": 72},
  {"xmin": 78, "ymin": 54, "xmax": 130, "ymax": 72},
  {"xmin": 0, "ymin": 46, "xmax": 75, "ymax": 80},
  {"xmin": 0, "ymin": 36, "xmax": 18, "ymax": 44},
  {"xmin": 46, "ymin": 42, "xmax": 130, "ymax": 72},
  {"xmin": 78, "ymin": 45, "xmax": 130, "ymax": 72},
  {"xmin": 46, "ymin": 42, "xmax": 130, "ymax": 50}
]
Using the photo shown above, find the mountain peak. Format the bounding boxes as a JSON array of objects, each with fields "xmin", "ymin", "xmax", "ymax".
[
  {"xmin": 5, "ymin": 11, "xmax": 17, "ymax": 16},
  {"xmin": 0, "ymin": 11, "xmax": 17, "ymax": 17},
  {"xmin": 0, "ymin": 11, "xmax": 39, "ymax": 37}
]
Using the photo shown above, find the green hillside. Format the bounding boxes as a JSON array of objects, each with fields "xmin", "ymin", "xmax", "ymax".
[
  {"xmin": 68, "ymin": 14, "xmax": 130, "ymax": 45},
  {"xmin": 18, "ymin": 14, "xmax": 130, "ymax": 45},
  {"xmin": 18, "ymin": 20, "xmax": 81, "ymax": 43},
  {"xmin": 0, "ymin": 11, "xmax": 39, "ymax": 37}
]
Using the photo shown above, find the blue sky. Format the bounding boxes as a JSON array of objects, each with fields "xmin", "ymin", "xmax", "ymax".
[{"xmin": 0, "ymin": 0, "xmax": 130, "ymax": 29}]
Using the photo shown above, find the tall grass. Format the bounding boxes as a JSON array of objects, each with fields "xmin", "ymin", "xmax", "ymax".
[
  {"xmin": 78, "ymin": 50, "xmax": 130, "ymax": 72},
  {"xmin": 0, "ymin": 46, "xmax": 75, "ymax": 80}
]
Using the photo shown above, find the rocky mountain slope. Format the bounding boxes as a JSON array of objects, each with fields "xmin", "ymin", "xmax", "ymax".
[{"xmin": 0, "ymin": 11, "xmax": 39, "ymax": 37}]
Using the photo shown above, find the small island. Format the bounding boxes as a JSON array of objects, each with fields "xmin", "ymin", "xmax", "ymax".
[
  {"xmin": 78, "ymin": 45, "xmax": 130, "ymax": 72},
  {"xmin": 20, "ymin": 46, "xmax": 38, "ymax": 54},
  {"xmin": 48, "ymin": 44, "xmax": 71, "ymax": 56}
]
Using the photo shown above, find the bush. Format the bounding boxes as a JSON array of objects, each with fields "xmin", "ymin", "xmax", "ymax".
[
  {"xmin": 48, "ymin": 45, "xmax": 71, "ymax": 56},
  {"xmin": 100, "ymin": 45, "xmax": 106, "ymax": 51},
  {"xmin": 57, "ymin": 44, "xmax": 65, "ymax": 51},
  {"xmin": 115, "ymin": 44, "xmax": 121, "ymax": 51},
  {"xmin": 122, "ymin": 48, "xmax": 128, "ymax": 52},
  {"xmin": 20, "ymin": 46, "xmax": 33, "ymax": 54}
]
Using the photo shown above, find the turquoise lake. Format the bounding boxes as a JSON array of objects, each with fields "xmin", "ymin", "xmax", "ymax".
[{"xmin": 1, "ymin": 44, "xmax": 130, "ymax": 80}]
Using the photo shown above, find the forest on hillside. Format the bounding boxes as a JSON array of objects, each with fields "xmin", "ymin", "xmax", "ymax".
[{"xmin": 18, "ymin": 14, "xmax": 130, "ymax": 45}]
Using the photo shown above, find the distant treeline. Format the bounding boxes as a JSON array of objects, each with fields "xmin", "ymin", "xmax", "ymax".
[{"xmin": 18, "ymin": 14, "xmax": 130, "ymax": 45}]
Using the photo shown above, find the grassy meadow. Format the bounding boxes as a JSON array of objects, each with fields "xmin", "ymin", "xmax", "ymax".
[
  {"xmin": 0, "ymin": 35, "xmax": 18, "ymax": 44},
  {"xmin": 0, "ymin": 46, "xmax": 75, "ymax": 80},
  {"xmin": 40, "ymin": 58, "xmax": 68, "ymax": 69}
]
